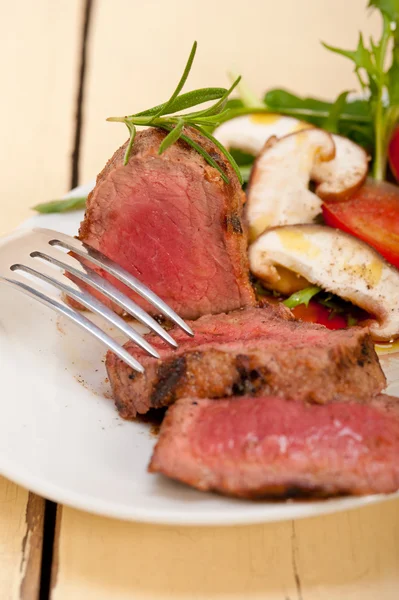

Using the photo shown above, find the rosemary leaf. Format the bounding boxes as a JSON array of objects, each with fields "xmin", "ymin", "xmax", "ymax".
[
  {"xmin": 158, "ymin": 119, "xmax": 184, "ymax": 154},
  {"xmin": 135, "ymin": 87, "xmax": 227, "ymax": 118},
  {"xmin": 186, "ymin": 76, "xmax": 241, "ymax": 119},
  {"xmin": 150, "ymin": 41, "xmax": 197, "ymax": 122},
  {"xmin": 108, "ymin": 42, "xmax": 243, "ymax": 180},
  {"xmin": 185, "ymin": 117, "xmax": 224, "ymax": 127},
  {"xmin": 33, "ymin": 196, "xmax": 87, "ymax": 213},
  {"xmin": 123, "ymin": 120, "xmax": 137, "ymax": 165},
  {"xmin": 192, "ymin": 124, "xmax": 243, "ymax": 184},
  {"xmin": 202, "ymin": 75, "xmax": 241, "ymax": 116},
  {"xmin": 174, "ymin": 129, "xmax": 230, "ymax": 184}
]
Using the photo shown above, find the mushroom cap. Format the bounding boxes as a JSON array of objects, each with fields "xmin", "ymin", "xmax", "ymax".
[
  {"xmin": 246, "ymin": 128, "xmax": 335, "ymax": 241},
  {"xmin": 214, "ymin": 114, "xmax": 310, "ymax": 156},
  {"xmin": 312, "ymin": 134, "xmax": 369, "ymax": 201},
  {"xmin": 249, "ymin": 224, "xmax": 399, "ymax": 341},
  {"xmin": 245, "ymin": 128, "xmax": 369, "ymax": 242}
]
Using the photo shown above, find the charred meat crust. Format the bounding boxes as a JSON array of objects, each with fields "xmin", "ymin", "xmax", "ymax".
[
  {"xmin": 150, "ymin": 357, "xmax": 187, "ymax": 408},
  {"xmin": 225, "ymin": 214, "xmax": 244, "ymax": 234},
  {"xmin": 106, "ymin": 307, "xmax": 386, "ymax": 419}
]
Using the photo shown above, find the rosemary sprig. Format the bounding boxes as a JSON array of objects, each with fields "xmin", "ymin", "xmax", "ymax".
[
  {"xmin": 107, "ymin": 41, "xmax": 243, "ymax": 184},
  {"xmin": 33, "ymin": 196, "xmax": 87, "ymax": 213}
]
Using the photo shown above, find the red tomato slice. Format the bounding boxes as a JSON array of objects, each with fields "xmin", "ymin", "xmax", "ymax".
[
  {"xmin": 389, "ymin": 126, "xmax": 399, "ymax": 183},
  {"xmin": 291, "ymin": 301, "xmax": 348, "ymax": 330},
  {"xmin": 322, "ymin": 179, "xmax": 399, "ymax": 269}
]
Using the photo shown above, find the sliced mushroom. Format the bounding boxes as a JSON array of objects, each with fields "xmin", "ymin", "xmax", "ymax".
[
  {"xmin": 312, "ymin": 134, "xmax": 369, "ymax": 201},
  {"xmin": 214, "ymin": 114, "xmax": 310, "ymax": 156},
  {"xmin": 246, "ymin": 129, "xmax": 335, "ymax": 241},
  {"xmin": 246, "ymin": 129, "xmax": 369, "ymax": 242},
  {"xmin": 249, "ymin": 224, "xmax": 399, "ymax": 341}
]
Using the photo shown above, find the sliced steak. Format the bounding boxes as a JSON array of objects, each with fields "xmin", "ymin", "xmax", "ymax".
[
  {"xmin": 149, "ymin": 394, "xmax": 399, "ymax": 498},
  {"xmin": 106, "ymin": 305, "xmax": 386, "ymax": 418},
  {"xmin": 77, "ymin": 127, "xmax": 255, "ymax": 320}
]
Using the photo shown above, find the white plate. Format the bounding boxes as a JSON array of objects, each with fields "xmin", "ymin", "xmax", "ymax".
[{"xmin": 1, "ymin": 182, "xmax": 399, "ymax": 526}]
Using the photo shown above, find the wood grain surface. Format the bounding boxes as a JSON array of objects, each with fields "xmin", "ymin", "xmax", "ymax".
[
  {"xmin": 1, "ymin": 1, "xmax": 399, "ymax": 599},
  {"xmin": 0, "ymin": 1, "xmax": 81, "ymax": 598},
  {"xmin": 0, "ymin": 482, "xmax": 44, "ymax": 600},
  {"xmin": 51, "ymin": 500, "xmax": 399, "ymax": 600}
]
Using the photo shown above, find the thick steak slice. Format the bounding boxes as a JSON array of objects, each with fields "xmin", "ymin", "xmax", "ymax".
[
  {"xmin": 106, "ymin": 305, "xmax": 386, "ymax": 418},
  {"xmin": 77, "ymin": 127, "xmax": 255, "ymax": 320},
  {"xmin": 149, "ymin": 394, "xmax": 399, "ymax": 498}
]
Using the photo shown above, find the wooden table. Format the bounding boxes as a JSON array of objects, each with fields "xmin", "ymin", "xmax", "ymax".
[{"xmin": 2, "ymin": 1, "xmax": 399, "ymax": 598}]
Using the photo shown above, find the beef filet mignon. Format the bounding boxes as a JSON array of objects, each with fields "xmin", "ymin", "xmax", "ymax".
[
  {"xmin": 149, "ymin": 394, "xmax": 399, "ymax": 498},
  {"xmin": 77, "ymin": 127, "xmax": 255, "ymax": 320},
  {"xmin": 106, "ymin": 304, "xmax": 386, "ymax": 418}
]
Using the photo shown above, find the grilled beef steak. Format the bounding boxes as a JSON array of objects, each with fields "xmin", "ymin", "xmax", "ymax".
[
  {"xmin": 77, "ymin": 128, "xmax": 255, "ymax": 320},
  {"xmin": 106, "ymin": 305, "xmax": 386, "ymax": 418},
  {"xmin": 149, "ymin": 394, "xmax": 399, "ymax": 498}
]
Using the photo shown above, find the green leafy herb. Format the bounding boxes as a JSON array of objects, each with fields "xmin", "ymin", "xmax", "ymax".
[
  {"xmin": 347, "ymin": 314, "xmax": 358, "ymax": 327},
  {"xmin": 283, "ymin": 286, "xmax": 321, "ymax": 309},
  {"xmin": 323, "ymin": 1, "xmax": 399, "ymax": 180},
  {"xmin": 283, "ymin": 287, "xmax": 363, "ymax": 327},
  {"xmin": 33, "ymin": 196, "xmax": 87, "ymax": 213},
  {"xmin": 107, "ymin": 42, "xmax": 243, "ymax": 184},
  {"xmin": 262, "ymin": 89, "xmax": 374, "ymax": 150},
  {"xmin": 324, "ymin": 91, "xmax": 350, "ymax": 133},
  {"xmin": 253, "ymin": 280, "xmax": 271, "ymax": 297},
  {"xmin": 239, "ymin": 165, "xmax": 252, "ymax": 184}
]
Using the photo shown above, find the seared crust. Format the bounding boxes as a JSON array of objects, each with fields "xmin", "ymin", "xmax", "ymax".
[{"xmin": 106, "ymin": 307, "xmax": 386, "ymax": 418}]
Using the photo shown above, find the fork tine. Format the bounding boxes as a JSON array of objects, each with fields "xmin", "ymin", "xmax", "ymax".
[
  {"xmin": 34, "ymin": 228, "xmax": 194, "ymax": 337},
  {"xmin": 30, "ymin": 250, "xmax": 178, "ymax": 348},
  {"xmin": 11, "ymin": 264, "xmax": 161, "ymax": 360},
  {"xmin": 3, "ymin": 276, "xmax": 144, "ymax": 373}
]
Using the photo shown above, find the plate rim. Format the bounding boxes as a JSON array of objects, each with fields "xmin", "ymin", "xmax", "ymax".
[{"xmin": 2, "ymin": 453, "xmax": 397, "ymax": 526}]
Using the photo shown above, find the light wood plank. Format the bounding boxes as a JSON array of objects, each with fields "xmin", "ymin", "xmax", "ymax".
[
  {"xmin": 80, "ymin": 0, "xmax": 380, "ymax": 183},
  {"xmin": 0, "ymin": 480, "xmax": 44, "ymax": 600},
  {"xmin": 0, "ymin": 1, "xmax": 84, "ymax": 598},
  {"xmin": 53, "ymin": 501, "xmax": 399, "ymax": 600},
  {"xmin": 0, "ymin": 0, "xmax": 82, "ymax": 235}
]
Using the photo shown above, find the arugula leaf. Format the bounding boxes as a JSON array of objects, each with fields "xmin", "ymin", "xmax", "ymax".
[
  {"xmin": 262, "ymin": 88, "xmax": 374, "ymax": 151},
  {"xmin": 263, "ymin": 89, "xmax": 332, "ymax": 126},
  {"xmin": 253, "ymin": 280, "xmax": 271, "ymax": 297},
  {"xmin": 283, "ymin": 288, "xmax": 363, "ymax": 326},
  {"xmin": 323, "ymin": 35, "xmax": 378, "ymax": 90},
  {"xmin": 368, "ymin": 0, "xmax": 399, "ymax": 22},
  {"xmin": 347, "ymin": 315, "xmax": 358, "ymax": 327},
  {"xmin": 229, "ymin": 148, "xmax": 255, "ymax": 166},
  {"xmin": 226, "ymin": 149, "xmax": 255, "ymax": 184},
  {"xmin": 283, "ymin": 286, "xmax": 321, "ymax": 309},
  {"xmin": 239, "ymin": 165, "xmax": 252, "ymax": 183},
  {"xmin": 318, "ymin": 294, "xmax": 346, "ymax": 313},
  {"xmin": 324, "ymin": 91, "xmax": 350, "ymax": 133},
  {"xmin": 33, "ymin": 196, "xmax": 87, "ymax": 213},
  {"xmin": 323, "ymin": 4, "xmax": 399, "ymax": 180}
]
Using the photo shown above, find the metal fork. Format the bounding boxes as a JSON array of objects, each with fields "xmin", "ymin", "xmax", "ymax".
[{"xmin": 0, "ymin": 228, "xmax": 193, "ymax": 373}]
